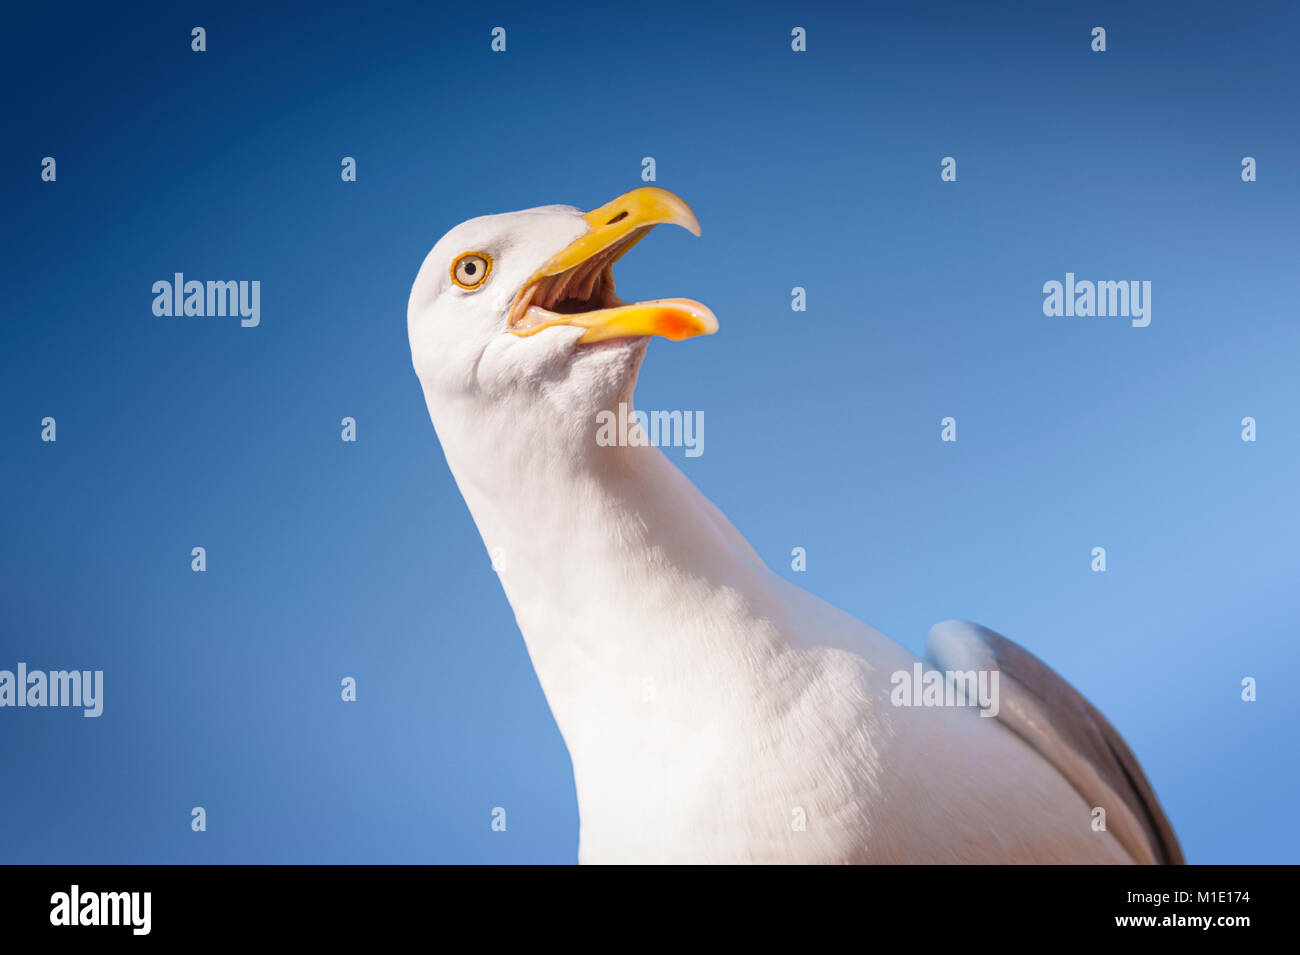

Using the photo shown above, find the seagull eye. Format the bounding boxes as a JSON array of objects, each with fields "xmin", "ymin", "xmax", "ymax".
[{"xmin": 452, "ymin": 253, "xmax": 492, "ymax": 290}]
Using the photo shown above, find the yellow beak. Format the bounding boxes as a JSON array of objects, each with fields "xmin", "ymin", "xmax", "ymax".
[{"xmin": 509, "ymin": 187, "xmax": 718, "ymax": 344}]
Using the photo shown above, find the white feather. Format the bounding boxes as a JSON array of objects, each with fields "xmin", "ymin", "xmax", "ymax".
[{"xmin": 408, "ymin": 203, "xmax": 1137, "ymax": 864}]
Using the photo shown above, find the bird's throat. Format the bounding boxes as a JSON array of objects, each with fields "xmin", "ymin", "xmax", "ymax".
[{"xmin": 431, "ymin": 391, "xmax": 778, "ymax": 733}]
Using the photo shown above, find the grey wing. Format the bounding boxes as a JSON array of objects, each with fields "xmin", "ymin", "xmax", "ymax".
[{"xmin": 926, "ymin": 619, "xmax": 1184, "ymax": 865}]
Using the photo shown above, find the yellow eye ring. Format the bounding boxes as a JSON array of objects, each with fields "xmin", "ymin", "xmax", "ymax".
[{"xmin": 451, "ymin": 252, "xmax": 492, "ymax": 290}]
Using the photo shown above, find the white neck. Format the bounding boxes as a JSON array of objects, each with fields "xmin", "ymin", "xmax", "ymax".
[
  {"xmin": 422, "ymin": 384, "xmax": 901, "ymax": 858},
  {"xmin": 429, "ymin": 389, "xmax": 776, "ymax": 695}
]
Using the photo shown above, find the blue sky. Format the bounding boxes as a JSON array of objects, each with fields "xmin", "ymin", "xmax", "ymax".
[{"xmin": 1, "ymin": 0, "xmax": 1296, "ymax": 863}]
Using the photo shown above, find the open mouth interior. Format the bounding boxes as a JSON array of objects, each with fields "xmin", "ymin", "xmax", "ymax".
[{"xmin": 509, "ymin": 228, "xmax": 649, "ymax": 333}]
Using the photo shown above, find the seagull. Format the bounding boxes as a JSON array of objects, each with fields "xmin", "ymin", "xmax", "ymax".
[{"xmin": 407, "ymin": 188, "xmax": 1183, "ymax": 864}]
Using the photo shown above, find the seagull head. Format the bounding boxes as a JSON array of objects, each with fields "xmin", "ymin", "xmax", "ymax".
[{"xmin": 408, "ymin": 188, "xmax": 716, "ymax": 451}]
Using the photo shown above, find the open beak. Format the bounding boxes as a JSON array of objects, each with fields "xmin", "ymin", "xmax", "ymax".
[{"xmin": 508, "ymin": 187, "xmax": 718, "ymax": 344}]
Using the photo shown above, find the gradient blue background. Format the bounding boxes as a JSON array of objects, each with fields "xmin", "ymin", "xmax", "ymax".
[{"xmin": 2, "ymin": 0, "xmax": 1296, "ymax": 864}]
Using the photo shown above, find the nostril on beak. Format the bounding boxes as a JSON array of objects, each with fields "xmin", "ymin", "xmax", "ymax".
[{"xmin": 606, "ymin": 211, "xmax": 628, "ymax": 225}]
